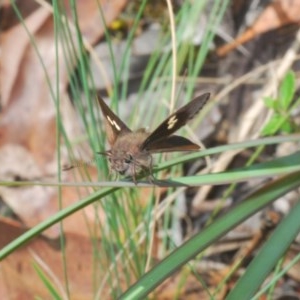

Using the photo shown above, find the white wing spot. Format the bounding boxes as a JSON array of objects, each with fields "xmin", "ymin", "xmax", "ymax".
[
  {"xmin": 167, "ymin": 115, "xmax": 178, "ymax": 129},
  {"xmin": 107, "ymin": 116, "xmax": 121, "ymax": 131}
]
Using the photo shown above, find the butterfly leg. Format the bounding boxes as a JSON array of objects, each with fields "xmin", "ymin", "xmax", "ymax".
[
  {"xmin": 132, "ymin": 162, "xmax": 138, "ymax": 185},
  {"xmin": 147, "ymin": 155, "xmax": 157, "ymax": 184}
]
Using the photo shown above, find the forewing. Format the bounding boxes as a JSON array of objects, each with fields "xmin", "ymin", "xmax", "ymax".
[
  {"xmin": 97, "ymin": 97, "xmax": 132, "ymax": 146},
  {"xmin": 147, "ymin": 135, "xmax": 200, "ymax": 153},
  {"xmin": 140, "ymin": 93, "xmax": 210, "ymax": 150}
]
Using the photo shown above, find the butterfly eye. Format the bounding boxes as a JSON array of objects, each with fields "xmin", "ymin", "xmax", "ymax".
[{"xmin": 124, "ymin": 155, "xmax": 133, "ymax": 164}]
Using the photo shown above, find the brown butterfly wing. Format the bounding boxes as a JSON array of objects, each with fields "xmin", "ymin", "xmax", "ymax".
[
  {"xmin": 140, "ymin": 93, "xmax": 210, "ymax": 151},
  {"xmin": 146, "ymin": 135, "xmax": 200, "ymax": 153},
  {"xmin": 97, "ymin": 97, "xmax": 132, "ymax": 146}
]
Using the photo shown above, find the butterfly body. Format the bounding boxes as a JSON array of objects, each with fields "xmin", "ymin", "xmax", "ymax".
[
  {"xmin": 98, "ymin": 93, "xmax": 210, "ymax": 183},
  {"xmin": 106, "ymin": 129, "xmax": 151, "ymax": 177}
]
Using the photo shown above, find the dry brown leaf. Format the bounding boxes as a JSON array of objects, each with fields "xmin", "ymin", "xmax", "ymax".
[
  {"xmin": 0, "ymin": 0, "xmax": 39, "ymax": 31},
  {"xmin": 217, "ymin": 0, "xmax": 300, "ymax": 57},
  {"xmin": 152, "ymin": 269, "xmax": 223, "ymax": 300},
  {"xmin": 0, "ymin": 0, "xmax": 128, "ymax": 236},
  {"xmin": 0, "ymin": 216, "xmax": 113, "ymax": 299}
]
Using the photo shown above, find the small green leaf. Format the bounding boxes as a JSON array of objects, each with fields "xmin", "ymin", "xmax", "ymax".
[
  {"xmin": 261, "ymin": 114, "xmax": 283, "ymax": 136},
  {"xmin": 279, "ymin": 71, "xmax": 295, "ymax": 110},
  {"xmin": 281, "ymin": 120, "xmax": 293, "ymax": 133},
  {"xmin": 263, "ymin": 96, "xmax": 276, "ymax": 109}
]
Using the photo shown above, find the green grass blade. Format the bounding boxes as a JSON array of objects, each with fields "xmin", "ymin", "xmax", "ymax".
[
  {"xmin": 0, "ymin": 187, "xmax": 118, "ymax": 260},
  {"xmin": 33, "ymin": 262, "xmax": 62, "ymax": 300},
  {"xmin": 226, "ymin": 200, "xmax": 300, "ymax": 300},
  {"xmin": 0, "ymin": 146, "xmax": 299, "ymax": 261}
]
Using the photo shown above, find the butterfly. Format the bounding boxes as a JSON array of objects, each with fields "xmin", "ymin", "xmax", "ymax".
[{"xmin": 98, "ymin": 93, "xmax": 210, "ymax": 184}]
